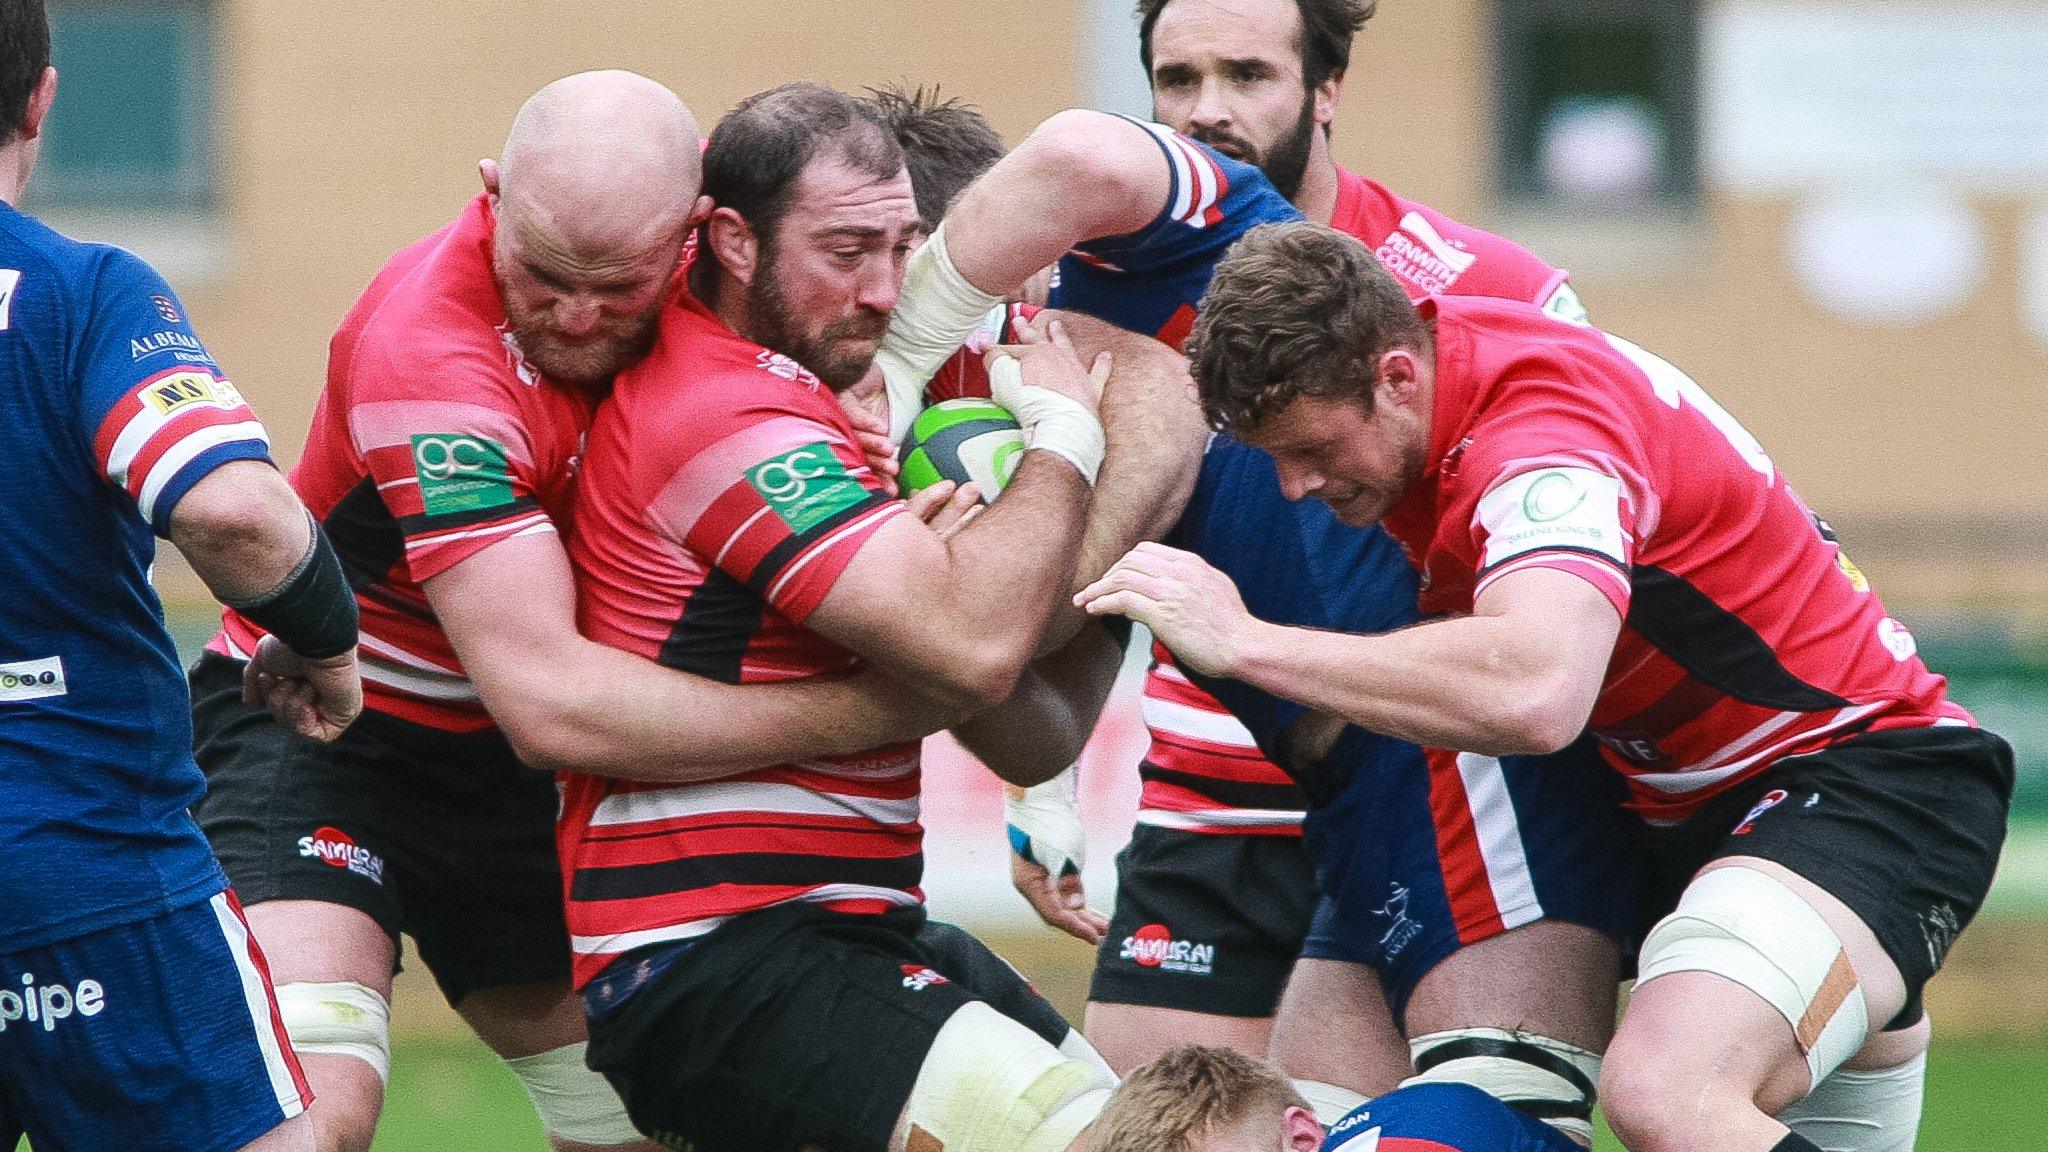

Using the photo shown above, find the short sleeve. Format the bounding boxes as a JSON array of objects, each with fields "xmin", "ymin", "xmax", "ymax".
[
  {"xmin": 342, "ymin": 340, "xmax": 553, "ymax": 583},
  {"xmin": 1450, "ymin": 401, "xmax": 1651, "ymax": 618},
  {"xmin": 649, "ymin": 411, "xmax": 902, "ymax": 622},
  {"xmin": 79, "ymin": 250, "xmax": 272, "ymax": 531}
]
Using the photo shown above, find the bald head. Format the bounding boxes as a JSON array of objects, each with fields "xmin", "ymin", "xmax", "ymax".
[
  {"xmin": 486, "ymin": 71, "xmax": 705, "ymax": 389},
  {"xmin": 497, "ymin": 69, "xmax": 702, "ymax": 257}
]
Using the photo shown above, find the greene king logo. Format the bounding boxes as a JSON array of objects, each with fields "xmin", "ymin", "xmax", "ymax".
[
  {"xmin": 1120, "ymin": 924, "xmax": 1215, "ymax": 975},
  {"xmin": 747, "ymin": 442, "xmax": 870, "ymax": 534},
  {"xmin": 1521, "ymin": 470, "xmax": 1588, "ymax": 523},
  {"xmin": 298, "ymin": 826, "xmax": 386, "ymax": 884}
]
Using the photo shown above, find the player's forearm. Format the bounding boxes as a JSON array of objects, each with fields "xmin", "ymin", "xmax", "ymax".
[
  {"xmin": 943, "ymin": 110, "xmax": 1167, "ymax": 295},
  {"xmin": 1042, "ymin": 347, "xmax": 1208, "ymax": 651},
  {"xmin": 498, "ymin": 645, "xmax": 953, "ymax": 780},
  {"xmin": 913, "ymin": 452, "xmax": 1093, "ymax": 706},
  {"xmin": 952, "ymin": 624, "xmax": 1124, "ymax": 784},
  {"xmin": 167, "ymin": 460, "xmax": 315, "ymax": 604},
  {"xmin": 1227, "ymin": 615, "xmax": 1591, "ymax": 756}
]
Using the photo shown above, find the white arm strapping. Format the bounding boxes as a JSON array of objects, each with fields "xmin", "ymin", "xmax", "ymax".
[
  {"xmin": 1006, "ymin": 765, "xmax": 1086, "ymax": 878},
  {"xmin": 988, "ymin": 356, "xmax": 1105, "ymax": 486},
  {"xmin": 876, "ymin": 222, "xmax": 1007, "ymax": 442}
]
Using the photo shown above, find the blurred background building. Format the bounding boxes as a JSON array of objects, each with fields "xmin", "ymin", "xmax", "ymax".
[{"xmin": 20, "ymin": 1, "xmax": 2048, "ymax": 1113}]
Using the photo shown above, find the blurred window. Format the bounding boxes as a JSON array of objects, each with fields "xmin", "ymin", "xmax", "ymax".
[
  {"xmin": 31, "ymin": 1, "xmax": 218, "ymax": 212},
  {"xmin": 1494, "ymin": 0, "xmax": 1699, "ymax": 210}
]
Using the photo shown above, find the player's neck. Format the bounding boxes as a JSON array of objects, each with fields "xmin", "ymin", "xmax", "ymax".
[
  {"xmin": 1294, "ymin": 132, "xmax": 1340, "ymax": 226},
  {"xmin": 0, "ymin": 145, "xmax": 30, "ymax": 208}
]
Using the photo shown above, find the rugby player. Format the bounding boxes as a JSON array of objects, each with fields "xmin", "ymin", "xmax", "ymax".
[
  {"xmin": 1082, "ymin": 220, "xmax": 2013, "ymax": 1152},
  {"xmin": 0, "ymin": 2, "xmax": 361, "ymax": 1145},
  {"xmin": 882, "ymin": 108, "xmax": 1633, "ymax": 1141},
  {"xmin": 563, "ymin": 83, "xmax": 1118, "ymax": 1152},
  {"xmin": 189, "ymin": 72, "xmax": 955, "ymax": 1152},
  {"xmin": 1088, "ymin": 1046, "xmax": 1581, "ymax": 1152},
  {"xmin": 1002, "ymin": 0, "xmax": 1613, "ymax": 1100}
]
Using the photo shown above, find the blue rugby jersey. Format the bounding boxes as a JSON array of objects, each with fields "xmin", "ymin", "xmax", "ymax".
[{"xmin": 0, "ymin": 200, "xmax": 273, "ymax": 950}]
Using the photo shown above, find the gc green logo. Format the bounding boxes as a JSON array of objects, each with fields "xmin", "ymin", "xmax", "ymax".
[
  {"xmin": 410, "ymin": 433, "xmax": 514, "ymax": 515},
  {"xmin": 750, "ymin": 446, "xmax": 831, "ymax": 500},
  {"xmin": 413, "ymin": 435, "xmax": 493, "ymax": 481},
  {"xmin": 1521, "ymin": 470, "xmax": 1587, "ymax": 523},
  {"xmin": 747, "ymin": 442, "xmax": 869, "ymax": 534}
]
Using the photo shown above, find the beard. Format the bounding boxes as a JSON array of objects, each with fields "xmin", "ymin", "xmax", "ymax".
[
  {"xmin": 502, "ymin": 294, "xmax": 662, "ymax": 393},
  {"xmin": 1187, "ymin": 92, "xmax": 1317, "ymax": 202},
  {"xmin": 747, "ymin": 245, "xmax": 891, "ymax": 391}
]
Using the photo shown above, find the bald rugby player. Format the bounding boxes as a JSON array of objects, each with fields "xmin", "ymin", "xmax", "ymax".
[{"xmin": 190, "ymin": 72, "xmax": 953, "ymax": 1152}]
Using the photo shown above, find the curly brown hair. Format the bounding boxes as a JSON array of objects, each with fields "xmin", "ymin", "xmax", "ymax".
[{"xmin": 1187, "ymin": 220, "xmax": 1429, "ymax": 434}]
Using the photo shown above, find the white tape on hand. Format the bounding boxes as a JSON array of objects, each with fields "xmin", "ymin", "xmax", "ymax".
[
  {"xmin": 1006, "ymin": 766, "xmax": 1086, "ymax": 878},
  {"xmin": 988, "ymin": 356, "xmax": 1105, "ymax": 485}
]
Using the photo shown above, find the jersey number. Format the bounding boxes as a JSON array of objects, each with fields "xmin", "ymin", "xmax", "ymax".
[
  {"xmin": 0, "ymin": 269, "xmax": 19, "ymax": 331},
  {"xmin": 1603, "ymin": 332, "xmax": 1774, "ymax": 479}
]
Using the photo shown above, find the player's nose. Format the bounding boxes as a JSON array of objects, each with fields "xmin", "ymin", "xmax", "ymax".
[
  {"xmin": 1276, "ymin": 460, "xmax": 1320, "ymax": 501},
  {"xmin": 856, "ymin": 260, "xmax": 900, "ymax": 314},
  {"xmin": 1190, "ymin": 78, "xmax": 1232, "ymax": 128},
  {"xmin": 554, "ymin": 295, "xmax": 604, "ymax": 337}
]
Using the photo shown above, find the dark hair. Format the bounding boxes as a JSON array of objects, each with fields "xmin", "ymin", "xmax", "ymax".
[
  {"xmin": 1136, "ymin": 0, "xmax": 1376, "ymax": 90},
  {"xmin": 1, "ymin": 0, "xmax": 50, "ymax": 147},
  {"xmin": 864, "ymin": 83, "xmax": 1005, "ymax": 224},
  {"xmin": 698, "ymin": 82, "xmax": 904, "ymax": 261},
  {"xmin": 1187, "ymin": 220, "xmax": 1427, "ymax": 433}
]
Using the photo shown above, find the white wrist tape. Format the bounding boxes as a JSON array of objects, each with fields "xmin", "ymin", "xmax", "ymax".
[
  {"xmin": 1006, "ymin": 767, "xmax": 1086, "ymax": 878},
  {"xmin": 877, "ymin": 222, "xmax": 1007, "ymax": 442},
  {"xmin": 503, "ymin": 1041, "xmax": 644, "ymax": 1146},
  {"xmin": 988, "ymin": 356, "xmax": 1105, "ymax": 485}
]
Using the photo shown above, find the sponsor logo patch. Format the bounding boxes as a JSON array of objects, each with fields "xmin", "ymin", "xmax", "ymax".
[
  {"xmin": 754, "ymin": 349, "xmax": 821, "ymax": 387},
  {"xmin": 411, "ymin": 434, "xmax": 515, "ymax": 516},
  {"xmin": 1477, "ymin": 466, "xmax": 1628, "ymax": 571},
  {"xmin": 747, "ymin": 442, "xmax": 870, "ymax": 534},
  {"xmin": 900, "ymin": 964, "xmax": 949, "ymax": 991},
  {"xmin": 130, "ymin": 329, "xmax": 214, "ymax": 364},
  {"xmin": 142, "ymin": 371, "xmax": 242, "ymax": 417},
  {"xmin": 1119, "ymin": 923, "xmax": 1215, "ymax": 975},
  {"xmin": 0, "ymin": 657, "xmax": 67, "ymax": 702},
  {"xmin": 150, "ymin": 294, "xmax": 182, "ymax": 323},
  {"xmin": 297, "ymin": 825, "xmax": 386, "ymax": 884},
  {"xmin": 1732, "ymin": 788, "xmax": 1790, "ymax": 836},
  {"xmin": 0, "ymin": 971, "xmax": 107, "ymax": 1033}
]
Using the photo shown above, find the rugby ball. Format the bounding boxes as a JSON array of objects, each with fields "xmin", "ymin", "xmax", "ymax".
[{"xmin": 899, "ymin": 398, "xmax": 1026, "ymax": 500}]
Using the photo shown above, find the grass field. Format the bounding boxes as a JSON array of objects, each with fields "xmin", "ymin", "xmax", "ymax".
[{"xmin": 367, "ymin": 1034, "xmax": 2048, "ymax": 1150}]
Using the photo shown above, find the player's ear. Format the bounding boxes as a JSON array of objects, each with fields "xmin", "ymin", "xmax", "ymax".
[
  {"xmin": 1377, "ymin": 347, "xmax": 1422, "ymax": 406},
  {"xmin": 21, "ymin": 67, "xmax": 56, "ymax": 140},
  {"xmin": 478, "ymin": 158, "xmax": 501, "ymax": 200},
  {"xmin": 1313, "ymin": 69, "xmax": 1342, "ymax": 129},
  {"xmin": 1281, "ymin": 1105, "xmax": 1323, "ymax": 1152},
  {"xmin": 685, "ymin": 193, "xmax": 715, "ymax": 231},
  {"xmin": 704, "ymin": 207, "xmax": 759, "ymax": 287}
]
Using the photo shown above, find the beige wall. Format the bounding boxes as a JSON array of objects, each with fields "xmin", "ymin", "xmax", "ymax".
[{"xmin": 167, "ymin": 0, "xmax": 2046, "ymax": 607}]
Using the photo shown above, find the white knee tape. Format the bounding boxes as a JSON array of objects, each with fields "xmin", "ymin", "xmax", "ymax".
[
  {"xmin": 1292, "ymin": 1079, "xmax": 1371, "ymax": 1130},
  {"xmin": 1402, "ymin": 1028, "xmax": 1602, "ymax": 1146},
  {"xmin": 1778, "ymin": 1051, "xmax": 1927, "ymax": 1152},
  {"xmin": 1636, "ymin": 866, "xmax": 1869, "ymax": 1084},
  {"xmin": 503, "ymin": 1041, "xmax": 643, "ymax": 1147},
  {"xmin": 274, "ymin": 981, "xmax": 391, "ymax": 1082},
  {"xmin": 904, "ymin": 1002, "xmax": 1117, "ymax": 1152}
]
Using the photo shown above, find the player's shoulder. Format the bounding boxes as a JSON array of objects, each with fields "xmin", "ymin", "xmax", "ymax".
[
  {"xmin": 337, "ymin": 197, "xmax": 511, "ymax": 389},
  {"xmin": 1334, "ymin": 167, "xmax": 1565, "ymax": 303},
  {"xmin": 0, "ymin": 208, "xmax": 169, "ymax": 319}
]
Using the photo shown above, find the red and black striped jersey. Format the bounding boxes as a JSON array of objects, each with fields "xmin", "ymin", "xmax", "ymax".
[
  {"xmin": 207, "ymin": 194, "xmax": 594, "ymax": 733},
  {"xmin": 1383, "ymin": 296, "xmax": 1971, "ymax": 822},
  {"xmin": 559, "ymin": 288, "xmax": 917, "ymax": 987}
]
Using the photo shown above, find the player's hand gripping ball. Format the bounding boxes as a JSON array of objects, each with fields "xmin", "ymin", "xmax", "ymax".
[{"xmin": 898, "ymin": 398, "xmax": 1026, "ymax": 501}]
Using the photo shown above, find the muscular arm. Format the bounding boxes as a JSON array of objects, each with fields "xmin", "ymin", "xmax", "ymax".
[
  {"xmin": 1083, "ymin": 549, "xmax": 1620, "ymax": 756},
  {"xmin": 942, "ymin": 110, "xmax": 1174, "ymax": 296},
  {"xmin": 427, "ymin": 532, "xmax": 959, "ymax": 779},
  {"xmin": 165, "ymin": 460, "xmax": 315, "ymax": 603},
  {"xmin": 950, "ymin": 622, "xmax": 1126, "ymax": 785},
  {"xmin": 1026, "ymin": 312, "xmax": 1209, "ymax": 651}
]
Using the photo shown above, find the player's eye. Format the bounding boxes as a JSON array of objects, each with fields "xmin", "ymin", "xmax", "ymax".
[{"xmin": 1154, "ymin": 71, "xmax": 1194, "ymax": 90}]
